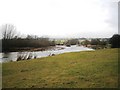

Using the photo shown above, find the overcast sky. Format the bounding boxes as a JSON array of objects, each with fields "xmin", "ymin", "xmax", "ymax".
[{"xmin": 0, "ymin": 0, "xmax": 119, "ymax": 38}]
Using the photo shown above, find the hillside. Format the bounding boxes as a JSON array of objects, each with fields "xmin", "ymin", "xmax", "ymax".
[{"xmin": 2, "ymin": 48, "xmax": 118, "ymax": 88}]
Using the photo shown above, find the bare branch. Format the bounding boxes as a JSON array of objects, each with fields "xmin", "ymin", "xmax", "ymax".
[{"xmin": 1, "ymin": 24, "xmax": 17, "ymax": 39}]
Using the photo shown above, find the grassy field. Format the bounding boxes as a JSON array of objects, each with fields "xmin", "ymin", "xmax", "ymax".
[{"xmin": 2, "ymin": 48, "xmax": 118, "ymax": 88}]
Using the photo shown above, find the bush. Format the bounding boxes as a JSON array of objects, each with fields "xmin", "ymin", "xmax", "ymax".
[{"xmin": 109, "ymin": 34, "xmax": 120, "ymax": 48}]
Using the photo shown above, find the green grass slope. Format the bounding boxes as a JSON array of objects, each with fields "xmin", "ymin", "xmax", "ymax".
[{"xmin": 2, "ymin": 49, "xmax": 118, "ymax": 88}]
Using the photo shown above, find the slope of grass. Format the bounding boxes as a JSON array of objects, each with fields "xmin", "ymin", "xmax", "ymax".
[{"xmin": 2, "ymin": 48, "xmax": 118, "ymax": 88}]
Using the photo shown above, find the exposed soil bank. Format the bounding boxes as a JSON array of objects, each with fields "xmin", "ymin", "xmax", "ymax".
[{"xmin": 2, "ymin": 46, "xmax": 64, "ymax": 52}]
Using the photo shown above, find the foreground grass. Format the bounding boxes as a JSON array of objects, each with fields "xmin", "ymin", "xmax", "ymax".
[{"xmin": 2, "ymin": 48, "xmax": 118, "ymax": 88}]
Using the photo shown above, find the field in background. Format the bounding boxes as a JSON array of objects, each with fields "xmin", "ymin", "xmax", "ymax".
[{"xmin": 2, "ymin": 48, "xmax": 118, "ymax": 88}]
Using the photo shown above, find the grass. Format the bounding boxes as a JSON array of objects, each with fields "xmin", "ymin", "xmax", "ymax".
[{"xmin": 2, "ymin": 48, "xmax": 118, "ymax": 88}]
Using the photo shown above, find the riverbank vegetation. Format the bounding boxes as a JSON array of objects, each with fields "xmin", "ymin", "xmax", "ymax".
[
  {"xmin": 81, "ymin": 34, "xmax": 120, "ymax": 49},
  {"xmin": 2, "ymin": 48, "xmax": 118, "ymax": 88},
  {"xmin": 1, "ymin": 24, "xmax": 56, "ymax": 52},
  {"xmin": 1, "ymin": 24, "xmax": 120, "ymax": 52}
]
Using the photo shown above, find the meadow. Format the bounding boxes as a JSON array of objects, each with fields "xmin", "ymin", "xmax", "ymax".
[{"xmin": 2, "ymin": 48, "xmax": 118, "ymax": 88}]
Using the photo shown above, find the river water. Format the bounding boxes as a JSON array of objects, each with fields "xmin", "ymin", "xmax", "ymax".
[{"xmin": 0, "ymin": 45, "xmax": 94, "ymax": 62}]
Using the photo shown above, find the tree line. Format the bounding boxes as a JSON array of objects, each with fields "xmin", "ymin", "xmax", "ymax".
[
  {"xmin": 0, "ymin": 24, "xmax": 120, "ymax": 52},
  {"xmin": 0, "ymin": 24, "xmax": 55, "ymax": 52},
  {"xmin": 81, "ymin": 34, "xmax": 120, "ymax": 49}
]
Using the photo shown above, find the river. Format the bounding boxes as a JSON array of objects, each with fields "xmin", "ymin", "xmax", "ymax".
[{"xmin": 0, "ymin": 45, "xmax": 94, "ymax": 62}]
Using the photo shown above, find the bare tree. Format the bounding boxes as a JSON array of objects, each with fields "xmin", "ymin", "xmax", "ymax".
[{"xmin": 1, "ymin": 24, "xmax": 18, "ymax": 39}]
